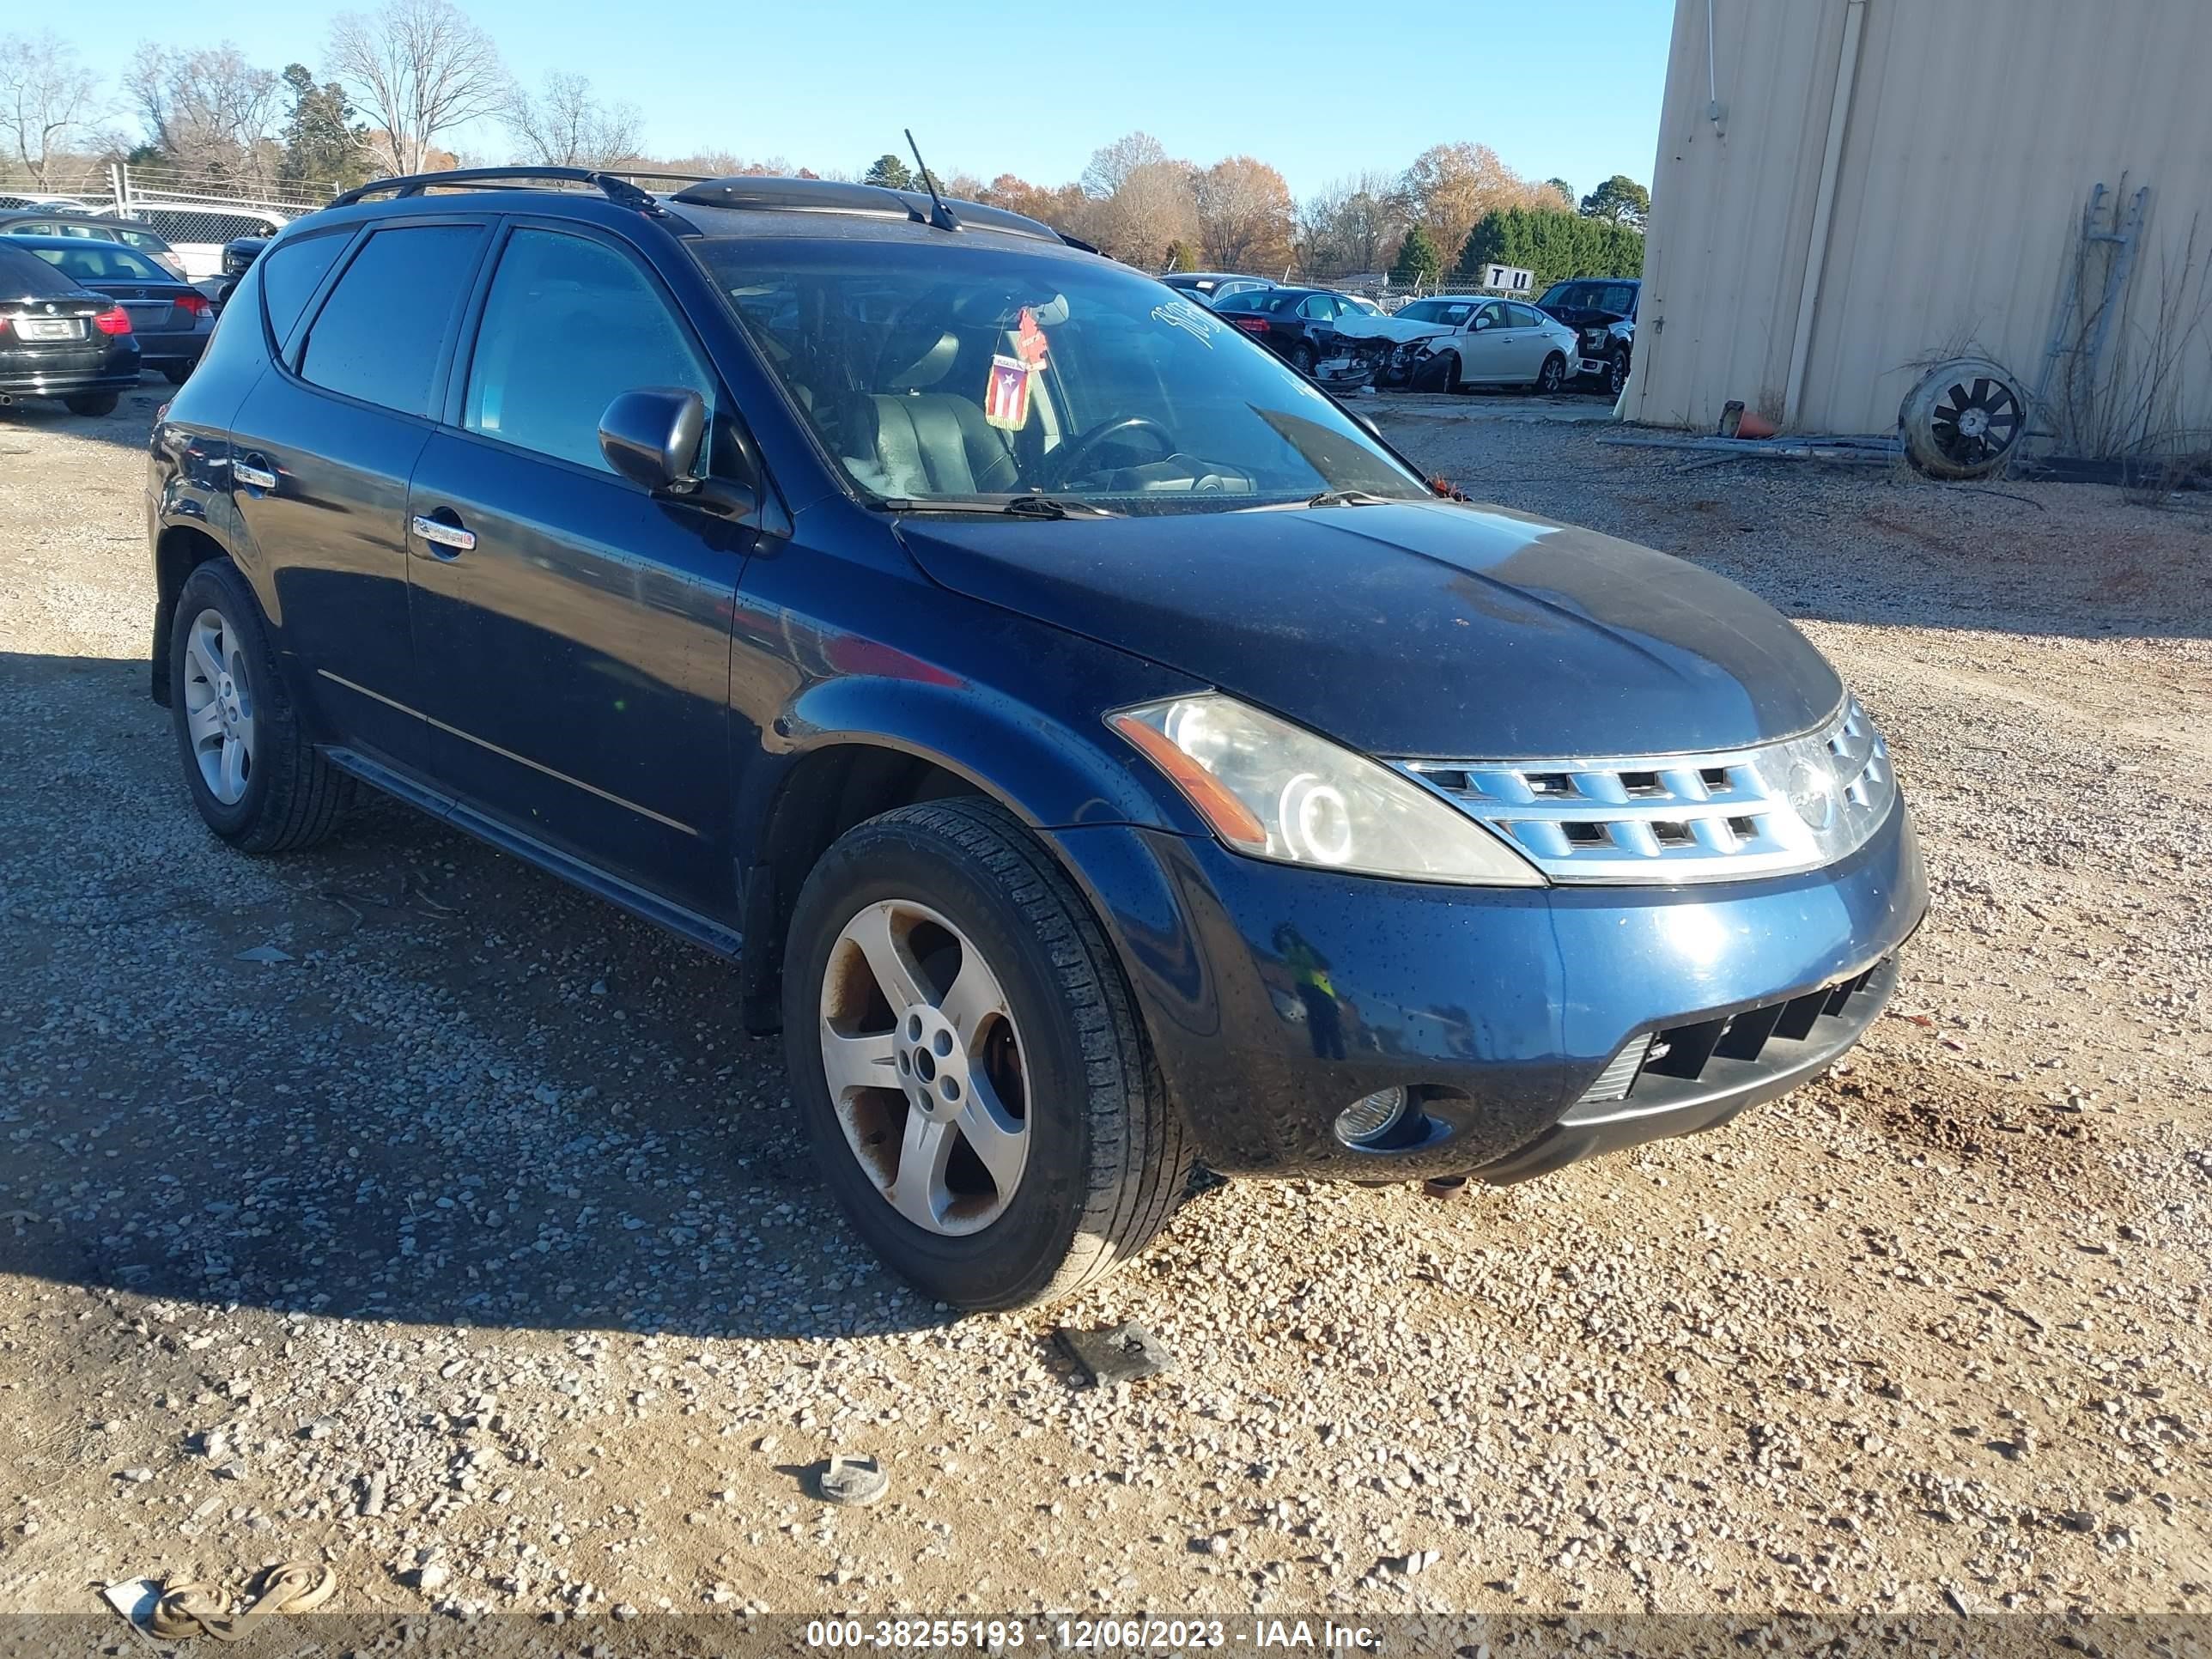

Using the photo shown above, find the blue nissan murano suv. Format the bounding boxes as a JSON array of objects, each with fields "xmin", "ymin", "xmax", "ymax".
[{"xmin": 147, "ymin": 169, "xmax": 1926, "ymax": 1309}]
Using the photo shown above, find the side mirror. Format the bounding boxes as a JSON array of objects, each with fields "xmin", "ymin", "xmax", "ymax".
[
  {"xmin": 1472, "ymin": 316, "xmax": 1492, "ymax": 331},
  {"xmin": 599, "ymin": 387, "xmax": 707, "ymax": 493}
]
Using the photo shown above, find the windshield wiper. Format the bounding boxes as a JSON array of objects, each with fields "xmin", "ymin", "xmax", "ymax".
[
  {"xmin": 875, "ymin": 495, "xmax": 1121, "ymax": 519},
  {"xmin": 1305, "ymin": 488, "xmax": 1397, "ymax": 507}
]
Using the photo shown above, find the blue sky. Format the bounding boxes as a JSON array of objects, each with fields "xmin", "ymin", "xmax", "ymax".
[{"xmin": 54, "ymin": 0, "xmax": 1675, "ymax": 201}]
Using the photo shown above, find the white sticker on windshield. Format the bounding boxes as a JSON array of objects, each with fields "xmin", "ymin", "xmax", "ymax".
[{"xmin": 1153, "ymin": 299, "xmax": 1221, "ymax": 347}]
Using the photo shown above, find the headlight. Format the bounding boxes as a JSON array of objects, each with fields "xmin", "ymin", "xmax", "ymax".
[{"xmin": 1109, "ymin": 693, "xmax": 1545, "ymax": 886}]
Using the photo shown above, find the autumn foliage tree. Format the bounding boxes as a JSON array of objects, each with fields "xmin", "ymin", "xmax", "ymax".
[
  {"xmin": 1193, "ymin": 155, "xmax": 1295, "ymax": 272},
  {"xmin": 1401, "ymin": 142, "xmax": 1550, "ymax": 268}
]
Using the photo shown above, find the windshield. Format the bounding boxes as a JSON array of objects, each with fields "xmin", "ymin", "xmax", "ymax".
[
  {"xmin": 691, "ymin": 235, "xmax": 1428, "ymax": 515},
  {"xmin": 1540, "ymin": 281, "xmax": 1638, "ymax": 315}
]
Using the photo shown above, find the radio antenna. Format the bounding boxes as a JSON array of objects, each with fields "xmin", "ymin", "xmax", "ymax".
[{"xmin": 904, "ymin": 128, "xmax": 961, "ymax": 232}]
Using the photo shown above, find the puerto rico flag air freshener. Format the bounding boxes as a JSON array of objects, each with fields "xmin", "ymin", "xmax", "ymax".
[{"xmin": 983, "ymin": 355, "xmax": 1033, "ymax": 431}]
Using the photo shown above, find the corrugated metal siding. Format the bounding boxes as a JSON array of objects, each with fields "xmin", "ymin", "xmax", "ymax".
[{"xmin": 1630, "ymin": 0, "xmax": 2212, "ymax": 441}]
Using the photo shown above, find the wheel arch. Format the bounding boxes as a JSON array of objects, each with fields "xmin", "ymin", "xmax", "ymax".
[
  {"xmin": 150, "ymin": 523, "xmax": 231, "ymax": 707},
  {"xmin": 732, "ymin": 676, "xmax": 1194, "ymax": 1033}
]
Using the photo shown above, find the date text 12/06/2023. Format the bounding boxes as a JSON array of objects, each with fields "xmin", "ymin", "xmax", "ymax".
[{"xmin": 803, "ymin": 1618, "xmax": 1382, "ymax": 1650}]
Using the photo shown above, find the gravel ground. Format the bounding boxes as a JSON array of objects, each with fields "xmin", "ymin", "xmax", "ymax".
[{"xmin": 0, "ymin": 382, "xmax": 2207, "ymax": 1628}]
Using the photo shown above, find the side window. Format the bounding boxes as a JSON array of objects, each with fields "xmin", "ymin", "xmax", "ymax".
[
  {"xmin": 1474, "ymin": 302, "xmax": 1504, "ymax": 331},
  {"xmin": 259, "ymin": 232, "xmax": 349, "ymax": 350},
  {"xmin": 1298, "ymin": 294, "xmax": 1335, "ymax": 319},
  {"xmin": 463, "ymin": 228, "xmax": 714, "ymax": 475},
  {"xmin": 300, "ymin": 225, "xmax": 480, "ymax": 416}
]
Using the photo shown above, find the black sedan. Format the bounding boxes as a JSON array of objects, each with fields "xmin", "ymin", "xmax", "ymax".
[
  {"xmin": 1211, "ymin": 286, "xmax": 1376, "ymax": 374},
  {"xmin": 0, "ymin": 240, "xmax": 142, "ymax": 415},
  {"xmin": 10, "ymin": 235, "xmax": 213, "ymax": 385}
]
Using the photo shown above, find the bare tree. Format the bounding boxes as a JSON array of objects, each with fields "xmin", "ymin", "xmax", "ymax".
[
  {"xmin": 125, "ymin": 43, "xmax": 285, "ymax": 189},
  {"xmin": 1194, "ymin": 155, "xmax": 1295, "ymax": 271},
  {"xmin": 1298, "ymin": 169, "xmax": 1407, "ymax": 274},
  {"xmin": 1085, "ymin": 158, "xmax": 1199, "ymax": 269},
  {"xmin": 0, "ymin": 33, "xmax": 104, "ymax": 188},
  {"xmin": 327, "ymin": 0, "xmax": 507, "ymax": 177},
  {"xmin": 1079, "ymin": 131, "xmax": 1166, "ymax": 200},
  {"xmin": 503, "ymin": 71, "xmax": 641, "ymax": 170}
]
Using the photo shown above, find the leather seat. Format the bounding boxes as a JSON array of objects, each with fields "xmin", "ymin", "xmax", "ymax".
[{"xmin": 840, "ymin": 392, "xmax": 1018, "ymax": 496}]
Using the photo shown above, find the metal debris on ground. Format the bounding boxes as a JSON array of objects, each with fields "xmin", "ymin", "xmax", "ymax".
[
  {"xmin": 817, "ymin": 1453, "xmax": 890, "ymax": 1507},
  {"xmin": 105, "ymin": 1561, "xmax": 337, "ymax": 1640},
  {"xmin": 1597, "ymin": 432, "xmax": 1901, "ymax": 466},
  {"xmin": 231, "ymin": 945, "xmax": 292, "ymax": 963},
  {"xmin": 1057, "ymin": 1321, "xmax": 1176, "ymax": 1386},
  {"xmin": 1421, "ymin": 1175, "xmax": 1470, "ymax": 1200}
]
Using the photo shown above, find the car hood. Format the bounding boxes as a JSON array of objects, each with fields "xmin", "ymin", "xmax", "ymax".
[{"xmin": 896, "ymin": 498, "xmax": 1843, "ymax": 761}]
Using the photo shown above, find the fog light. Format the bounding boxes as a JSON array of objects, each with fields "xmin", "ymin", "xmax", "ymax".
[{"xmin": 1334, "ymin": 1086, "xmax": 1411, "ymax": 1148}]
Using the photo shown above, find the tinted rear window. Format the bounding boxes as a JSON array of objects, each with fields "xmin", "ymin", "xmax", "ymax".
[
  {"xmin": 0, "ymin": 242, "xmax": 80, "ymax": 297},
  {"xmin": 27, "ymin": 242, "xmax": 167, "ymax": 283},
  {"xmin": 300, "ymin": 225, "xmax": 481, "ymax": 416},
  {"xmin": 260, "ymin": 232, "xmax": 350, "ymax": 349}
]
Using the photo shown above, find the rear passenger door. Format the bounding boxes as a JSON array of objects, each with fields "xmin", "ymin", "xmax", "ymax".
[
  {"xmin": 227, "ymin": 220, "xmax": 488, "ymax": 769},
  {"xmin": 404, "ymin": 220, "xmax": 753, "ymax": 919}
]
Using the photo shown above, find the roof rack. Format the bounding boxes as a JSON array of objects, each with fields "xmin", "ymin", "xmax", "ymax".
[
  {"xmin": 670, "ymin": 176, "xmax": 1069, "ymax": 246},
  {"xmin": 326, "ymin": 167, "xmax": 709, "ymax": 213}
]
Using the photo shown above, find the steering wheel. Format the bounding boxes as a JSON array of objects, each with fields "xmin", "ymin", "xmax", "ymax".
[{"xmin": 1040, "ymin": 416, "xmax": 1177, "ymax": 489}]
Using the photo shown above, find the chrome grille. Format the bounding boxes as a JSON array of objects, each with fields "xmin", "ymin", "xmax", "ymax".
[{"xmin": 1399, "ymin": 700, "xmax": 1895, "ymax": 884}]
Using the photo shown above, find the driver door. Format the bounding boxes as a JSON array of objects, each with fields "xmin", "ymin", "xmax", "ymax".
[
  {"xmin": 1460, "ymin": 301, "xmax": 1512, "ymax": 381},
  {"xmin": 405, "ymin": 220, "xmax": 758, "ymax": 915}
]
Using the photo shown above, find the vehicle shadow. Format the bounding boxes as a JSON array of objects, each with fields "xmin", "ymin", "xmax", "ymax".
[
  {"xmin": 0, "ymin": 375, "xmax": 169, "ymax": 453},
  {"xmin": 0, "ymin": 649, "xmax": 967, "ymax": 1342}
]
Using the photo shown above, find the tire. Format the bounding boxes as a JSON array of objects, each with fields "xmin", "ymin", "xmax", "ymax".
[
  {"xmin": 1441, "ymin": 351, "xmax": 1463, "ymax": 394},
  {"xmin": 1290, "ymin": 341, "xmax": 1317, "ymax": 376},
  {"xmin": 64, "ymin": 392, "xmax": 118, "ymax": 416},
  {"xmin": 782, "ymin": 798, "xmax": 1193, "ymax": 1310},
  {"xmin": 161, "ymin": 362, "xmax": 194, "ymax": 386},
  {"xmin": 1537, "ymin": 352, "xmax": 1566, "ymax": 394},
  {"xmin": 168, "ymin": 559, "xmax": 352, "ymax": 853},
  {"xmin": 1607, "ymin": 351, "xmax": 1630, "ymax": 398}
]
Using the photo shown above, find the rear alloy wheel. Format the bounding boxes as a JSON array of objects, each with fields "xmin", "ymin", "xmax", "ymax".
[
  {"xmin": 64, "ymin": 392, "xmax": 118, "ymax": 416},
  {"xmin": 784, "ymin": 799, "xmax": 1193, "ymax": 1310},
  {"xmin": 1290, "ymin": 341, "xmax": 1317, "ymax": 376},
  {"xmin": 1537, "ymin": 352, "xmax": 1566, "ymax": 394},
  {"xmin": 169, "ymin": 559, "xmax": 352, "ymax": 852}
]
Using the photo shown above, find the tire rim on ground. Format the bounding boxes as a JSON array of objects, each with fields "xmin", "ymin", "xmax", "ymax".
[
  {"xmin": 818, "ymin": 898, "xmax": 1032, "ymax": 1235},
  {"xmin": 182, "ymin": 606, "xmax": 254, "ymax": 805}
]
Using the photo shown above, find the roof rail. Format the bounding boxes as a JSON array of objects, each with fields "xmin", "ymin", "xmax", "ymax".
[
  {"xmin": 669, "ymin": 175, "xmax": 1067, "ymax": 246},
  {"xmin": 326, "ymin": 167, "xmax": 709, "ymax": 213}
]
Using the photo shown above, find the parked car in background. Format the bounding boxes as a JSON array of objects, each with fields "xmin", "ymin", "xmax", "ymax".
[
  {"xmin": 0, "ymin": 240, "xmax": 142, "ymax": 414},
  {"xmin": 13, "ymin": 235, "xmax": 211, "ymax": 384},
  {"xmin": 0, "ymin": 212, "xmax": 191, "ymax": 283},
  {"xmin": 148, "ymin": 168, "xmax": 1923, "ymax": 1309},
  {"xmin": 1536, "ymin": 276, "xmax": 1639, "ymax": 397},
  {"xmin": 217, "ymin": 235, "xmax": 270, "ymax": 305},
  {"xmin": 1371, "ymin": 295, "xmax": 1578, "ymax": 393},
  {"xmin": 0, "ymin": 192, "xmax": 94, "ymax": 212},
  {"xmin": 122, "ymin": 205, "xmax": 289, "ymax": 283},
  {"xmin": 1211, "ymin": 286, "xmax": 1379, "ymax": 374},
  {"xmin": 1160, "ymin": 270, "xmax": 1274, "ymax": 308}
]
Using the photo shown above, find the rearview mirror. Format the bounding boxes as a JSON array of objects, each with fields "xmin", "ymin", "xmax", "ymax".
[{"xmin": 599, "ymin": 387, "xmax": 706, "ymax": 493}]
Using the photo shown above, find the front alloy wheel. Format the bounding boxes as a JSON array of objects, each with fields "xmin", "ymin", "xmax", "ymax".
[
  {"xmin": 820, "ymin": 898, "xmax": 1031, "ymax": 1235},
  {"xmin": 783, "ymin": 799, "xmax": 1193, "ymax": 1310}
]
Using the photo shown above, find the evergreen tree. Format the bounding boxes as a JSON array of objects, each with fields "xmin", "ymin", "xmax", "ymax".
[
  {"xmin": 861, "ymin": 153, "xmax": 915, "ymax": 191},
  {"xmin": 1389, "ymin": 224, "xmax": 1443, "ymax": 287},
  {"xmin": 279, "ymin": 64, "xmax": 367, "ymax": 191}
]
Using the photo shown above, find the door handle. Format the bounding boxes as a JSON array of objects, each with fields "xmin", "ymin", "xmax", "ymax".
[
  {"xmin": 410, "ymin": 514, "xmax": 477, "ymax": 554},
  {"xmin": 232, "ymin": 455, "xmax": 278, "ymax": 491}
]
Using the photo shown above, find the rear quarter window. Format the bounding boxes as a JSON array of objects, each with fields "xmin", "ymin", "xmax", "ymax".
[
  {"xmin": 259, "ymin": 232, "xmax": 351, "ymax": 350},
  {"xmin": 299, "ymin": 224, "xmax": 483, "ymax": 416},
  {"xmin": 0, "ymin": 241, "xmax": 82, "ymax": 297}
]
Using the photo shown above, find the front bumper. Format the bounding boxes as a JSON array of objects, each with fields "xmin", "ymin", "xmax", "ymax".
[{"xmin": 1052, "ymin": 796, "xmax": 1924, "ymax": 1182}]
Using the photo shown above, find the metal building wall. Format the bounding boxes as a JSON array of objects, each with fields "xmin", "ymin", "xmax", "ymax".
[{"xmin": 1627, "ymin": 0, "xmax": 2212, "ymax": 441}]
